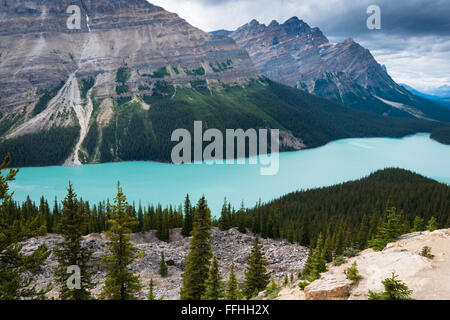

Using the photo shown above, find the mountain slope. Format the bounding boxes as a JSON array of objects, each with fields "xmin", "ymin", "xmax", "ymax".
[
  {"xmin": 226, "ymin": 17, "xmax": 450, "ymax": 122},
  {"xmin": 0, "ymin": 1, "xmax": 448, "ymax": 168}
]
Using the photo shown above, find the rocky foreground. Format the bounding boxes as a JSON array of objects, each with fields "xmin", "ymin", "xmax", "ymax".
[
  {"xmin": 22, "ymin": 228, "xmax": 308, "ymax": 300},
  {"xmin": 276, "ymin": 229, "xmax": 450, "ymax": 300}
]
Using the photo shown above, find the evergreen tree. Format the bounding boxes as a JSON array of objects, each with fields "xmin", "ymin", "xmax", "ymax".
[
  {"xmin": 100, "ymin": 183, "xmax": 142, "ymax": 300},
  {"xmin": 158, "ymin": 252, "xmax": 168, "ymax": 277},
  {"xmin": 218, "ymin": 198, "xmax": 231, "ymax": 231},
  {"xmin": 147, "ymin": 278, "xmax": 155, "ymax": 300},
  {"xmin": 426, "ymin": 217, "xmax": 438, "ymax": 231},
  {"xmin": 310, "ymin": 234, "xmax": 327, "ymax": 281},
  {"xmin": 242, "ymin": 237, "xmax": 271, "ymax": 299},
  {"xmin": 202, "ymin": 256, "xmax": 224, "ymax": 300},
  {"xmin": 368, "ymin": 201, "xmax": 402, "ymax": 251},
  {"xmin": 53, "ymin": 183, "xmax": 95, "ymax": 300},
  {"xmin": 412, "ymin": 216, "xmax": 425, "ymax": 232},
  {"xmin": 368, "ymin": 273, "xmax": 413, "ymax": 300},
  {"xmin": 0, "ymin": 154, "xmax": 49, "ymax": 300},
  {"xmin": 225, "ymin": 262, "xmax": 239, "ymax": 300},
  {"xmin": 181, "ymin": 194, "xmax": 193, "ymax": 237},
  {"xmin": 180, "ymin": 196, "xmax": 212, "ymax": 300}
]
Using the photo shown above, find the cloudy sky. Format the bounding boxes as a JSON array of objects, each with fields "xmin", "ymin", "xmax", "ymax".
[{"xmin": 150, "ymin": 0, "xmax": 450, "ymax": 92}]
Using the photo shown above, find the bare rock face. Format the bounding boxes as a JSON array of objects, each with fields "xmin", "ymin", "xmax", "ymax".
[
  {"xmin": 304, "ymin": 277, "xmax": 353, "ymax": 300},
  {"xmin": 21, "ymin": 228, "xmax": 308, "ymax": 300},
  {"xmin": 0, "ymin": 0, "xmax": 258, "ymax": 145},
  {"xmin": 227, "ymin": 17, "xmax": 446, "ymax": 120}
]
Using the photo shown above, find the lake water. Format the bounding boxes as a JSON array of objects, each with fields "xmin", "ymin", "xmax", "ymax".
[{"xmin": 10, "ymin": 133, "xmax": 450, "ymax": 215}]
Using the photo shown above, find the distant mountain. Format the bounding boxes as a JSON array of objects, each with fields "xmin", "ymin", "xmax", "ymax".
[
  {"xmin": 401, "ymin": 84, "xmax": 450, "ymax": 108},
  {"xmin": 426, "ymin": 85, "xmax": 450, "ymax": 98},
  {"xmin": 225, "ymin": 17, "xmax": 450, "ymax": 122},
  {"xmin": 0, "ymin": 2, "xmax": 448, "ymax": 167}
]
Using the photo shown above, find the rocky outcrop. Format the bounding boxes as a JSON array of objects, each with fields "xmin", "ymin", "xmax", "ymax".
[
  {"xmin": 21, "ymin": 227, "xmax": 308, "ymax": 300},
  {"xmin": 227, "ymin": 17, "xmax": 449, "ymax": 121},
  {"xmin": 276, "ymin": 229, "xmax": 450, "ymax": 300}
]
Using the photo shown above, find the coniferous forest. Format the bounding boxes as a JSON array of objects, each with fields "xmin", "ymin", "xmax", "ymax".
[{"xmin": 0, "ymin": 151, "xmax": 449, "ymax": 300}]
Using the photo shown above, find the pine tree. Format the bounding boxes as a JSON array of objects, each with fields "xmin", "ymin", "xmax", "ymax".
[
  {"xmin": 426, "ymin": 217, "xmax": 438, "ymax": 231},
  {"xmin": 158, "ymin": 252, "xmax": 168, "ymax": 277},
  {"xmin": 180, "ymin": 196, "xmax": 212, "ymax": 300},
  {"xmin": 0, "ymin": 154, "xmax": 49, "ymax": 300},
  {"xmin": 225, "ymin": 262, "xmax": 240, "ymax": 300},
  {"xmin": 181, "ymin": 194, "xmax": 193, "ymax": 237},
  {"xmin": 202, "ymin": 256, "xmax": 224, "ymax": 300},
  {"xmin": 53, "ymin": 183, "xmax": 95, "ymax": 300},
  {"xmin": 100, "ymin": 183, "xmax": 142, "ymax": 300},
  {"xmin": 242, "ymin": 236, "xmax": 271, "ymax": 299},
  {"xmin": 147, "ymin": 278, "xmax": 155, "ymax": 300}
]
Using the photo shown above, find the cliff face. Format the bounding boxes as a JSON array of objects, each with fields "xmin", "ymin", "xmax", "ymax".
[
  {"xmin": 228, "ymin": 17, "xmax": 450, "ymax": 121},
  {"xmin": 0, "ymin": 0, "xmax": 257, "ymax": 113}
]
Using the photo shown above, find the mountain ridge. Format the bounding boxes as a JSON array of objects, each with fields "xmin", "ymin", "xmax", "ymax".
[{"xmin": 225, "ymin": 17, "xmax": 450, "ymax": 122}]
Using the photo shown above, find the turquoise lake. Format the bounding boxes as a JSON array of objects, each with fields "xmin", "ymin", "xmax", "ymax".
[{"xmin": 10, "ymin": 133, "xmax": 450, "ymax": 215}]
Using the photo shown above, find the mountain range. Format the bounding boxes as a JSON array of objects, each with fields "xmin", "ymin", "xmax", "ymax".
[
  {"xmin": 0, "ymin": 0, "xmax": 448, "ymax": 167},
  {"xmin": 218, "ymin": 17, "xmax": 450, "ymax": 122}
]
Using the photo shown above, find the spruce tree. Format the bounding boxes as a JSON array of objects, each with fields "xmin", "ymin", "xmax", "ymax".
[
  {"xmin": 53, "ymin": 183, "xmax": 95, "ymax": 300},
  {"xmin": 426, "ymin": 217, "xmax": 438, "ymax": 231},
  {"xmin": 368, "ymin": 201, "xmax": 403, "ymax": 251},
  {"xmin": 225, "ymin": 262, "xmax": 239, "ymax": 300},
  {"xmin": 0, "ymin": 154, "xmax": 49, "ymax": 300},
  {"xmin": 180, "ymin": 196, "xmax": 212, "ymax": 300},
  {"xmin": 202, "ymin": 255, "xmax": 224, "ymax": 300},
  {"xmin": 310, "ymin": 234, "xmax": 327, "ymax": 280},
  {"xmin": 100, "ymin": 183, "xmax": 142, "ymax": 300},
  {"xmin": 158, "ymin": 252, "xmax": 168, "ymax": 277},
  {"xmin": 242, "ymin": 236, "xmax": 271, "ymax": 299},
  {"xmin": 412, "ymin": 216, "xmax": 425, "ymax": 232},
  {"xmin": 368, "ymin": 273, "xmax": 413, "ymax": 300},
  {"xmin": 147, "ymin": 278, "xmax": 155, "ymax": 300},
  {"xmin": 181, "ymin": 194, "xmax": 193, "ymax": 237}
]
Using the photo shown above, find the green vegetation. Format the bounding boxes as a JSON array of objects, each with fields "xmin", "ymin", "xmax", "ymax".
[
  {"xmin": 242, "ymin": 237, "xmax": 271, "ymax": 299},
  {"xmin": 33, "ymin": 81, "xmax": 65, "ymax": 116},
  {"xmin": 158, "ymin": 252, "xmax": 168, "ymax": 277},
  {"xmin": 78, "ymin": 77, "xmax": 95, "ymax": 100},
  {"xmin": 220, "ymin": 169, "xmax": 448, "ymax": 261},
  {"xmin": 0, "ymin": 155, "xmax": 49, "ymax": 299},
  {"xmin": 368, "ymin": 273, "xmax": 413, "ymax": 300},
  {"xmin": 346, "ymin": 262, "xmax": 361, "ymax": 284},
  {"xmin": 302, "ymin": 234, "xmax": 327, "ymax": 281},
  {"xmin": 53, "ymin": 183, "xmax": 95, "ymax": 300},
  {"xmin": 116, "ymin": 66, "xmax": 130, "ymax": 84},
  {"xmin": 180, "ymin": 196, "xmax": 212, "ymax": 300},
  {"xmin": 185, "ymin": 67, "xmax": 205, "ymax": 76},
  {"xmin": 421, "ymin": 246, "xmax": 434, "ymax": 259},
  {"xmin": 202, "ymin": 256, "xmax": 225, "ymax": 300},
  {"xmin": 147, "ymin": 278, "xmax": 156, "ymax": 300},
  {"xmin": 298, "ymin": 281, "xmax": 309, "ymax": 291},
  {"xmin": 100, "ymin": 183, "xmax": 142, "ymax": 300},
  {"xmin": 151, "ymin": 67, "xmax": 170, "ymax": 78},
  {"xmin": 427, "ymin": 217, "xmax": 438, "ymax": 231},
  {"xmin": 225, "ymin": 262, "xmax": 240, "ymax": 300},
  {"xmin": 116, "ymin": 66, "xmax": 130, "ymax": 95},
  {"xmin": 431, "ymin": 126, "xmax": 450, "ymax": 145},
  {"xmin": 0, "ymin": 127, "xmax": 79, "ymax": 167}
]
